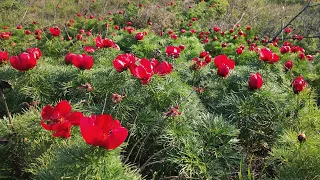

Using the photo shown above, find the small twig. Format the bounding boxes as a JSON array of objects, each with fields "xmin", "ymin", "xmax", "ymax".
[
  {"xmin": 53, "ymin": 0, "xmax": 63, "ymax": 24},
  {"xmin": 101, "ymin": 93, "xmax": 108, "ymax": 114},
  {"xmin": 0, "ymin": 89, "xmax": 13, "ymax": 130},
  {"xmin": 63, "ymin": 25, "xmax": 74, "ymax": 46},
  {"xmin": 233, "ymin": 12, "xmax": 245, "ymax": 29},
  {"xmin": 19, "ymin": 8, "xmax": 29, "ymax": 24},
  {"xmin": 140, "ymin": 146, "xmax": 172, "ymax": 170},
  {"xmin": 282, "ymin": 35, "xmax": 320, "ymax": 40},
  {"xmin": 309, "ymin": 3, "xmax": 320, "ymax": 7}
]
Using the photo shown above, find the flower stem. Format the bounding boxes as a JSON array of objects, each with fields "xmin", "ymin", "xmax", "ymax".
[
  {"xmin": 0, "ymin": 89, "xmax": 13, "ymax": 129},
  {"xmin": 101, "ymin": 93, "xmax": 108, "ymax": 114}
]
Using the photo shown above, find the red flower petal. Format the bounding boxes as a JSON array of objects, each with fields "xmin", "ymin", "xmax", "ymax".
[
  {"xmin": 52, "ymin": 121, "xmax": 71, "ymax": 138},
  {"xmin": 41, "ymin": 105, "xmax": 53, "ymax": 120},
  {"xmin": 96, "ymin": 36, "xmax": 103, "ymax": 48},
  {"xmin": 40, "ymin": 120, "xmax": 53, "ymax": 130},
  {"xmin": 259, "ymin": 48, "xmax": 272, "ymax": 61},
  {"xmin": 94, "ymin": 114, "xmax": 113, "ymax": 133},
  {"xmin": 52, "ymin": 100, "xmax": 72, "ymax": 119},
  {"xmin": 67, "ymin": 111, "xmax": 84, "ymax": 126},
  {"xmin": 80, "ymin": 116, "xmax": 104, "ymax": 146},
  {"xmin": 214, "ymin": 54, "xmax": 228, "ymax": 68},
  {"xmin": 217, "ymin": 64, "xmax": 230, "ymax": 77},
  {"xmin": 103, "ymin": 127, "xmax": 128, "ymax": 150}
]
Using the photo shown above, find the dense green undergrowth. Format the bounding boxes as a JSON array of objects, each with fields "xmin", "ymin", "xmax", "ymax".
[{"xmin": 0, "ymin": 0, "xmax": 320, "ymax": 179}]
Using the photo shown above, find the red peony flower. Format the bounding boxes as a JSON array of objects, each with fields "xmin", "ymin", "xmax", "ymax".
[
  {"xmin": 0, "ymin": 32, "xmax": 11, "ymax": 40},
  {"xmin": 10, "ymin": 52, "xmax": 37, "ymax": 71},
  {"xmin": 284, "ymin": 60, "xmax": 293, "ymax": 70},
  {"xmin": 199, "ymin": 51, "xmax": 209, "ymax": 58},
  {"xmin": 41, "ymin": 100, "xmax": 84, "ymax": 138},
  {"xmin": 76, "ymin": 34, "xmax": 83, "ymax": 40},
  {"xmin": 259, "ymin": 48, "xmax": 280, "ymax": 63},
  {"xmin": 166, "ymin": 46, "xmax": 181, "ymax": 58},
  {"xmin": 129, "ymin": 58, "xmax": 153, "ymax": 84},
  {"xmin": 280, "ymin": 46, "xmax": 291, "ymax": 54},
  {"xmin": 25, "ymin": 30, "xmax": 31, "ymax": 35},
  {"xmin": 49, "ymin": 27, "xmax": 61, "ymax": 36},
  {"xmin": 84, "ymin": 46, "xmax": 95, "ymax": 54},
  {"xmin": 65, "ymin": 52, "xmax": 76, "ymax": 64},
  {"xmin": 291, "ymin": 46, "xmax": 304, "ymax": 53},
  {"xmin": 236, "ymin": 47, "xmax": 243, "ymax": 55},
  {"xmin": 284, "ymin": 27, "xmax": 292, "ymax": 34},
  {"xmin": 249, "ymin": 73, "xmax": 263, "ymax": 90},
  {"xmin": 214, "ymin": 54, "xmax": 235, "ymax": 69},
  {"xmin": 298, "ymin": 53, "xmax": 306, "ymax": 60},
  {"xmin": 135, "ymin": 32, "xmax": 144, "ymax": 41},
  {"xmin": 113, "ymin": 53, "xmax": 136, "ymax": 72},
  {"xmin": 297, "ymin": 35, "xmax": 304, "ymax": 41},
  {"xmin": 283, "ymin": 41, "xmax": 291, "ymax": 46},
  {"xmin": 26, "ymin": 48, "xmax": 42, "ymax": 60},
  {"xmin": 292, "ymin": 76, "xmax": 307, "ymax": 94},
  {"xmin": 80, "ymin": 114, "xmax": 128, "ymax": 150},
  {"xmin": 0, "ymin": 51, "xmax": 9, "ymax": 63},
  {"xmin": 213, "ymin": 26, "xmax": 220, "ymax": 32},
  {"xmin": 170, "ymin": 34, "xmax": 178, "ymax": 40},
  {"xmin": 306, "ymin": 55, "xmax": 314, "ymax": 61},
  {"xmin": 34, "ymin": 29, "xmax": 42, "ymax": 35},
  {"xmin": 214, "ymin": 54, "xmax": 235, "ymax": 77},
  {"xmin": 151, "ymin": 59, "xmax": 173, "ymax": 76},
  {"xmin": 217, "ymin": 64, "xmax": 230, "ymax": 77},
  {"xmin": 72, "ymin": 54, "xmax": 94, "ymax": 70},
  {"xmin": 96, "ymin": 36, "xmax": 116, "ymax": 48},
  {"xmin": 86, "ymin": 30, "xmax": 92, "ymax": 36}
]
